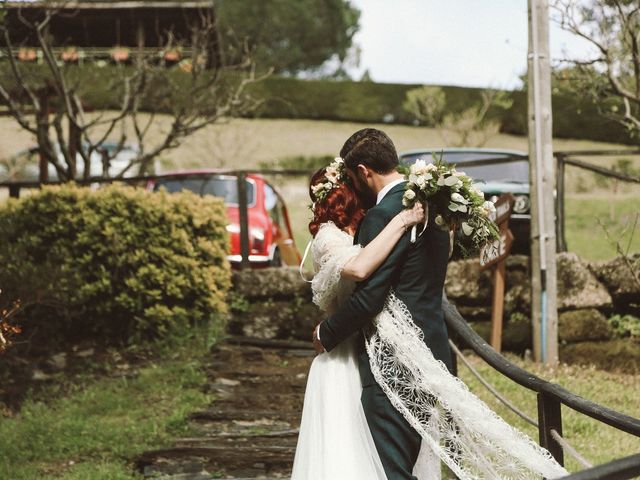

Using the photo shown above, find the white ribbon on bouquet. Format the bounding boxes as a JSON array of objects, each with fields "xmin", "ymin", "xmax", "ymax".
[{"xmin": 410, "ymin": 201, "xmax": 429, "ymax": 243}]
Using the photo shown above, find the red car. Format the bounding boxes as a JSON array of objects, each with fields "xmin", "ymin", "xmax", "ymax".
[{"xmin": 147, "ymin": 170, "xmax": 301, "ymax": 268}]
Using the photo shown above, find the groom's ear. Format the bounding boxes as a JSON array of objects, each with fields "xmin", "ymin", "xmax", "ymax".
[{"xmin": 356, "ymin": 163, "xmax": 370, "ymax": 180}]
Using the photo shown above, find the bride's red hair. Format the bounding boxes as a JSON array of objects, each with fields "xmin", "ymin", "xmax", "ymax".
[{"xmin": 308, "ymin": 168, "xmax": 365, "ymax": 237}]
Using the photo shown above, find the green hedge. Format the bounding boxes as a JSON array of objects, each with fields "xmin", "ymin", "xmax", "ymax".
[
  {"xmin": 0, "ymin": 184, "xmax": 231, "ymax": 345},
  {"xmin": 1, "ymin": 64, "xmax": 635, "ymax": 144}
]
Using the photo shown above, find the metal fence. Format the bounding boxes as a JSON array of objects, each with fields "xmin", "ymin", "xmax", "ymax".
[{"xmin": 443, "ymin": 299, "xmax": 640, "ymax": 479}]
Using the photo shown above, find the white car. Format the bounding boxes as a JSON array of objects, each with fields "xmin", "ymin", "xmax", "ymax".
[{"xmin": 1, "ymin": 142, "xmax": 151, "ymax": 181}]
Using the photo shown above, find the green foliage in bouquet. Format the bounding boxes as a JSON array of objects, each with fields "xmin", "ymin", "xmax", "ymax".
[
  {"xmin": 0, "ymin": 184, "xmax": 231, "ymax": 345},
  {"xmin": 400, "ymin": 153, "xmax": 499, "ymax": 255}
]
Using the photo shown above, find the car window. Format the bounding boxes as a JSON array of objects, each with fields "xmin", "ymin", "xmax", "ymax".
[
  {"xmin": 401, "ymin": 152, "xmax": 529, "ymax": 183},
  {"xmin": 264, "ymin": 183, "xmax": 287, "ymax": 231},
  {"xmin": 154, "ymin": 177, "xmax": 256, "ymax": 206}
]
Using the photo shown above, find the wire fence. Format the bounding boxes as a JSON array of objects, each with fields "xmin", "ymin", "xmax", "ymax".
[{"xmin": 443, "ymin": 299, "xmax": 640, "ymax": 479}]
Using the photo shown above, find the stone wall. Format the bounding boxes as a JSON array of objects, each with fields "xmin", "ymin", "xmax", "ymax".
[
  {"xmin": 445, "ymin": 252, "xmax": 639, "ymax": 372},
  {"xmin": 229, "ymin": 253, "xmax": 639, "ymax": 371}
]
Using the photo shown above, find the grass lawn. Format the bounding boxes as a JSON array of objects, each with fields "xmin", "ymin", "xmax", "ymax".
[
  {"xmin": 458, "ymin": 352, "xmax": 640, "ymax": 473},
  {"xmin": 565, "ymin": 193, "xmax": 640, "ymax": 261},
  {"xmin": 0, "ymin": 335, "xmax": 214, "ymax": 480}
]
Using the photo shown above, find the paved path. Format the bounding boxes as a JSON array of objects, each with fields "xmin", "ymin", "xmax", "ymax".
[{"xmin": 136, "ymin": 336, "xmax": 315, "ymax": 480}]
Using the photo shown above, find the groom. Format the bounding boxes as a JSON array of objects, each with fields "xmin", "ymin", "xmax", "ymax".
[{"xmin": 313, "ymin": 128, "xmax": 453, "ymax": 479}]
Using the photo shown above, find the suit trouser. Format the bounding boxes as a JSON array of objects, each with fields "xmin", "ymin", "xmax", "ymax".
[{"xmin": 361, "ymin": 383, "xmax": 421, "ymax": 480}]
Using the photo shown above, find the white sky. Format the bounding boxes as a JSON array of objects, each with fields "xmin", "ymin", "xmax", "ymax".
[{"xmin": 345, "ymin": 0, "xmax": 598, "ymax": 89}]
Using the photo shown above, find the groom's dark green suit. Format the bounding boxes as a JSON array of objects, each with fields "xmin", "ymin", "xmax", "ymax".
[{"xmin": 319, "ymin": 181, "xmax": 453, "ymax": 480}]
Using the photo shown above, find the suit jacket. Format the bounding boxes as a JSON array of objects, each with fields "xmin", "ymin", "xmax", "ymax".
[{"xmin": 319, "ymin": 182, "xmax": 453, "ymax": 387}]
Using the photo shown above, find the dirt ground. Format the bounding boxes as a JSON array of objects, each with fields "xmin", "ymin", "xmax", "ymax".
[{"xmin": 136, "ymin": 337, "xmax": 314, "ymax": 479}]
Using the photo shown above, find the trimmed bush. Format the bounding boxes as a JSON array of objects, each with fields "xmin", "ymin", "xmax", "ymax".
[
  {"xmin": 0, "ymin": 184, "xmax": 231, "ymax": 345},
  {"xmin": 1, "ymin": 64, "xmax": 636, "ymax": 144}
]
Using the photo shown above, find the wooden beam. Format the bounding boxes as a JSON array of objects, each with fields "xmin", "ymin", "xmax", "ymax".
[
  {"xmin": 4, "ymin": 2, "xmax": 214, "ymax": 9},
  {"xmin": 528, "ymin": 0, "xmax": 558, "ymax": 366}
]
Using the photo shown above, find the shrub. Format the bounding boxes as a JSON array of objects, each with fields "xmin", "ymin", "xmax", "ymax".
[
  {"xmin": 608, "ymin": 314, "xmax": 640, "ymax": 339},
  {"xmin": 0, "ymin": 184, "xmax": 231, "ymax": 345}
]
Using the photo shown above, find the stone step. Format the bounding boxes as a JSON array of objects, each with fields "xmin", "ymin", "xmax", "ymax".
[
  {"xmin": 189, "ymin": 409, "xmax": 300, "ymax": 422},
  {"xmin": 138, "ymin": 445, "xmax": 296, "ymax": 477}
]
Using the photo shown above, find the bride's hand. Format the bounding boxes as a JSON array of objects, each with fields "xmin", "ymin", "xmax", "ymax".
[{"xmin": 401, "ymin": 202, "xmax": 427, "ymax": 227}]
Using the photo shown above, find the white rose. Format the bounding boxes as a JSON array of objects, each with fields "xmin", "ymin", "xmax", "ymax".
[
  {"xmin": 416, "ymin": 176, "xmax": 427, "ymax": 189},
  {"xmin": 444, "ymin": 175, "xmax": 461, "ymax": 187},
  {"xmin": 412, "ymin": 159, "xmax": 427, "ymax": 174},
  {"xmin": 435, "ymin": 214, "xmax": 444, "ymax": 226},
  {"xmin": 461, "ymin": 222, "xmax": 474, "ymax": 236},
  {"xmin": 404, "ymin": 189, "xmax": 416, "ymax": 201},
  {"xmin": 483, "ymin": 200, "xmax": 496, "ymax": 214},
  {"xmin": 426, "ymin": 163, "xmax": 437, "ymax": 172},
  {"xmin": 437, "ymin": 176, "xmax": 445, "ymax": 186},
  {"xmin": 451, "ymin": 192, "xmax": 469, "ymax": 204}
]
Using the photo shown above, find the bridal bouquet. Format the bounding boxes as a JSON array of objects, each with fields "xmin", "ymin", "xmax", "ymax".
[{"xmin": 401, "ymin": 154, "xmax": 499, "ymax": 254}]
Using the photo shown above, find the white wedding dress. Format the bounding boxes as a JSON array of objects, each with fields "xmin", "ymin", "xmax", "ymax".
[
  {"xmin": 291, "ymin": 224, "xmax": 388, "ymax": 480},
  {"xmin": 292, "ymin": 222, "xmax": 569, "ymax": 480}
]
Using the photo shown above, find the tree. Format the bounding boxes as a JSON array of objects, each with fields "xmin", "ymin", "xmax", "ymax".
[
  {"xmin": 217, "ymin": 0, "xmax": 360, "ymax": 76},
  {"xmin": 403, "ymin": 86, "xmax": 513, "ymax": 147},
  {"xmin": 552, "ymin": 0, "xmax": 640, "ymax": 141},
  {"xmin": 0, "ymin": 3, "xmax": 262, "ymax": 182}
]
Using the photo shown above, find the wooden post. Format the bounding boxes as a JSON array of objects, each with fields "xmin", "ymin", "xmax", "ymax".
[
  {"xmin": 490, "ymin": 259, "xmax": 506, "ymax": 352},
  {"xmin": 528, "ymin": 0, "xmax": 558, "ymax": 365},
  {"xmin": 37, "ymin": 93, "xmax": 50, "ymax": 183},
  {"xmin": 556, "ymin": 154, "xmax": 567, "ymax": 252},
  {"xmin": 480, "ymin": 194, "xmax": 515, "ymax": 353},
  {"xmin": 237, "ymin": 172, "xmax": 251, "ymax": 270},
  {"xmin": 537, "ymin": 391, "xmax": 564, "ymax": 466},
  {"xmin": 8, "ymin": 185, "xmax": 20, "ymax": 199}
]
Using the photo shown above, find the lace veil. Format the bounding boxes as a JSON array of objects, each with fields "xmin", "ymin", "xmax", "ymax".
[{"xmin": 310, "ymin": 222, "xmax": 569, "ymax": 480}]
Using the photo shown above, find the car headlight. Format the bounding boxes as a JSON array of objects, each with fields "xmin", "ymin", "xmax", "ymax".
[
  {"xmin": 250, "ymin": 227, "xmax": 265, "ymax": 252},
  {"xmin": 513, "ymin": 195, "xmax": 530, "ymax": 214},
  {"xmin": 250, "ymin": 227, "xmax": 265, "ymax": 241}
]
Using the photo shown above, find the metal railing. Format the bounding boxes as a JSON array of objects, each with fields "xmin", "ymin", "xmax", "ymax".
[{"xmin": 443, "ymin": 298, "xmax": 640, "ymax": 479}]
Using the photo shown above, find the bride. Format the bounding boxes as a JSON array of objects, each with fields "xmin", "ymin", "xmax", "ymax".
[{"xmin": 291, "ymin": 158, "xmax": 569, "ymax": 480}]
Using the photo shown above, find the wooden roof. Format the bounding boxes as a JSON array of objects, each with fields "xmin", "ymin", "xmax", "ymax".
[
  {"xmin": 4, "ymin": 1, "xmax": 214, "ymax": 8},
  {"xmin": 1, "ymin": 1, "xmax": 217, "ymax": 49}
]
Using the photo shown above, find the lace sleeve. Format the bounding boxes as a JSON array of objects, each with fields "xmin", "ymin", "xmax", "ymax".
[{"xmin": 311, "ymin": 223, "xmax": 362, "ymax": 313}]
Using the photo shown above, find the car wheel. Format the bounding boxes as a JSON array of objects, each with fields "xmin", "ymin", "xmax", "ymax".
[{"xmin": 270, "ymin": 248, "xmax": 282, "ymax": 267}]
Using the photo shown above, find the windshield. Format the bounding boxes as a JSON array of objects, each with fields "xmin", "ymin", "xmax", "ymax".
[
  {"xmin": 154, "ymin": 176, "xmax": 256, "ymax": 206},
  {"xmin": 401, "ymin": 152, "xmax": 529, "ymax": 183}
]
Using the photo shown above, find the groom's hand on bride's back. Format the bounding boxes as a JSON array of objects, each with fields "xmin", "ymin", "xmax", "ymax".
[{"xmin": 312, "ymin": 324, "xmax": 325, "ymax": 354}]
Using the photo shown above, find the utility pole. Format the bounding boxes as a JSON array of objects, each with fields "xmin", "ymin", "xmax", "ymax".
[{"xmin": 527, "ymin": 0, "xmax": 558, "ymax": 365}]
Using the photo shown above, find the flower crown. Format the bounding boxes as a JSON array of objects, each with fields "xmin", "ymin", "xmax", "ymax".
[{"xmin": 310, "ymin": 157, "xmax": 346, "ymax": 204}]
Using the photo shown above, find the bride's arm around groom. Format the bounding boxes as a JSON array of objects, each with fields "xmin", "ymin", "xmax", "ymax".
[{"xmin": 317, "ymin": 205, "xmax": 410, "ymax": 353}]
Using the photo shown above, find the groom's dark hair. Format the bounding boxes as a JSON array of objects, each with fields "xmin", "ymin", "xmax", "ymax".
[{"xmin": 339, "ymin": 128, "xmax": 399, "ymax": 174}]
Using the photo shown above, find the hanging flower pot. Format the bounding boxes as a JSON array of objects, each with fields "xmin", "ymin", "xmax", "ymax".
[
  {"xmin": 17, "ymin": 48, "xmax": 37, "ymax": 62},
  {"xmin": 110, "ymin": 46, "xmax": 130, "ymax": 63},
  {"xmin": 163, "ymin": 47, "xmax": 182, "ymax": 62},
  {"xmin": 61, "ymin": 46, "xmax": 79, "ymax": 62}
]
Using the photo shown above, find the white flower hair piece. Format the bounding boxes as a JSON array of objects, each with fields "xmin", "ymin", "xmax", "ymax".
[{"xmin": 310, "ymin": 157, "xmax": 347, "ymax": 205}]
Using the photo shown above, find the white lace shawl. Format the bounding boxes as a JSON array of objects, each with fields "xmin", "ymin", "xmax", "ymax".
[
  {"xmin": 310, "ymin": 222, "xmax": 362, "ymax": 314},
  {"xmin": 310, "ymin": 222, "xmax": 569, "ymax": 480}
]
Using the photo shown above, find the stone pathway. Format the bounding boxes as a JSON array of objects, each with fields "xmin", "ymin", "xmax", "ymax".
[{"xmin": 136, "ymin": 336, "xmax": 315, "ymax": 480}]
